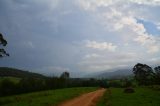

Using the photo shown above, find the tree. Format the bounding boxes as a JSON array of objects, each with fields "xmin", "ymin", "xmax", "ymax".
[
  {"xmin": 154, "ymin": 66, "xmax": 160, "ymax": 85},
  {"xmin": 155, "ymin": 66, "xmax": 160, "ymax": 74},
  {"xmin": 0, "ymin": 33, "xmax": 9, "ymax": 57},
  {"xmin": 133, "ymin": 63, "xmax": 154, "ymax": 85},
  {"xmin": 60, "ymin": 71, "xmax": 70, "ymax": 79}
]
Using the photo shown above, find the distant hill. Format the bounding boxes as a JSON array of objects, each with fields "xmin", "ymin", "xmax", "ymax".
[
  {"xmin": 86, "ymin": 69, "xmax": 133, "ymax": 79},
  {"xmin": 0, "ymin": 67, "xmax": 46, "ymax": 79}
]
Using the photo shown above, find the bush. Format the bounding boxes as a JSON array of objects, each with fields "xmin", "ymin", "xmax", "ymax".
[{"xmin": 124, "ymin": 87, "xmax": 135, "ymax": 93}]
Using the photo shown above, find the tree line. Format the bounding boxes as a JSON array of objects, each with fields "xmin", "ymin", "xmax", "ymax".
[
  {"xmin": 0, "ymin": 71, "xmax": 108, "ymax": 96},
  {"xmin": 1, "ymin": 63, "xmax": 159, "ymax": 96}
]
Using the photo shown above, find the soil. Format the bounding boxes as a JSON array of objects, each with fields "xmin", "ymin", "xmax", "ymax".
[{"xmin": 58, "ymin": 88, "xmax": 106, "ymax": 106}]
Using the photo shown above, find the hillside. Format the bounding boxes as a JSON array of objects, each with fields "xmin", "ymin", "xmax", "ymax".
[
  {"xmin": 0, "ymin": 67, "xmax": 46, "ymax": 78},
  {"xmin": 86, "ymin": 69, "xmax": 133, "ymax": 79}
]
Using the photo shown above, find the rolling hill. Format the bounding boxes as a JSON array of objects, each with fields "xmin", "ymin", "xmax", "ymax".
[
  {"xmin": 0, "ymin": 67, "xmax": 46, "ymax": 78},
  {"xmin": 86, "ymin": 69, "xmax": 133, "ymax": 79}
]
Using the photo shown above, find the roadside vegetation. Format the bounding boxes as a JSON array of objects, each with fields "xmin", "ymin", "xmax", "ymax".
[
  {"xmin": 97, "ymin": 63, "xmax": 160, "ymax": 106},
  {"xmin": 0, "ymin": 70, "xmax": 107, "ymax": 97},
  {"xmin": 97, "ymin": 87, "xmax": 160, "ymax": 106}
]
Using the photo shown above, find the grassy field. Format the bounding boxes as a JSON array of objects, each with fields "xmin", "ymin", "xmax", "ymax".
[
  {"xmin": 0, "ymin": 87, "xmax": 97, "ymax": 106},
  {"xmin": 97, "ymin": 87, "xmax": 160, "ymax": 106}
]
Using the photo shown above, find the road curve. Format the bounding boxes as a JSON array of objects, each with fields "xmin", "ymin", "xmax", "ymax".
[{"xmin": 58, "ymin": 88, "xmax": 106, "ymax": 106}]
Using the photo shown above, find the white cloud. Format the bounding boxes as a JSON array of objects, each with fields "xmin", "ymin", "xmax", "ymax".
[
  {"xmin": 134, "ymin": 34, "xmax": 159, "ymax": 53},
  {"xmin": 147, "ymin": 45, "xmax": 159, "ymax": 53},
  {"xmin": 84, "ymin": 53, "xmax": 101, "ymax": 59},
  {"xmin": 98, "ymin": 8, "xmax": 160, "ymax": 55},
  {"xmin": 124, "ymin": 43, "xmax": 129, "ymax": 46},
  {"xmin": 134, "ymin": 34, "xmax": 155, "ymax": 45},
  {"xmin": 129, "ymin": 0, "xmax": 160, "ymax": 6},
  {"xmin": 86, "ymin": 40, "xmax": 117, "ymax": 51},
  {"xmin": 78, "ymin": 52, "xmax": 138, "ymax": 72},
  {"xmin": 75, "ymin": 0, "xmax": 160, "ymax": 72},
  {"xmin": 97, "ymin": 7, "xmax": 146, "ymax": 34},
  {"xmin": 77, "ymin": 0, "xmax": 115, "ymax": 11},
  {"xmin": 77, "ymin": 0, "xmax": 160, "ymax": 11}
]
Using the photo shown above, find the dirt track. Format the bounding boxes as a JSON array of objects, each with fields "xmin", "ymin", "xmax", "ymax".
[{"xmin": 58, "ymin": 88, "xmax": 106, "ymax": 106}]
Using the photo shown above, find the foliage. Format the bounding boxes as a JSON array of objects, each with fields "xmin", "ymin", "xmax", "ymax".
[
  {"xmin": 123, "ymin": 87, "xmax": 135, "ymax": 93},
  {"xmin": 0, "ymin": 70, "xmax": 106, "ymax": 96},
  {"xmin": 154, "ymin": 66, "xmax": 160, "ymax": 85},
  {"xmin": 108, "ymin": 80, "xmax": 122, "ymax": 88},
  {"xmin": 18, "ymin": 78, "xmax": 45, "ymax": 93},
  {"xmin": 132, "ymin": 63, "xmax": 160, "ymax": 86},
  {"xmin": 0, "ymin": 79, "xmax": 17, "ymax": 96},
  {"xmin": 133, "ymin": 63, "xmax": 154, "ymax": 85},
  {"xmin": 60, "ymin": 71, "xmax": 70, "ymax": 79},
  {"xmin": 99, "ymin": 79, "xmax": 109, "ymax": 88},
  {"xmin": 0, "ymin": 33, "xmax": 9, "ymax": 57}
]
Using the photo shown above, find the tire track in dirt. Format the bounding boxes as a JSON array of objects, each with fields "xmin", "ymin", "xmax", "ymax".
[{"xmin": 58, "ymin": 88, "xmax": 106, "ymax": 106}]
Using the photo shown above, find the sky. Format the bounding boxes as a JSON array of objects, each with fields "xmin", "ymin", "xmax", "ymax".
[{"xmin": 0, "ymin": 0, "xmax": 160, "ymax": 77}]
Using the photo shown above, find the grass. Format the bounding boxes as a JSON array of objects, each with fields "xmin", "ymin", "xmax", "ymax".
[
  {"xmin": 0, "ymin": 87, "xmax": 97, "ymax": 106},
  {"xmin": 96, "ymin": 89, "xmax": 111, "ymax": 106},
  {"xmin": 97, "ymin": 87, "xmax": 160, "ymax": 106}
]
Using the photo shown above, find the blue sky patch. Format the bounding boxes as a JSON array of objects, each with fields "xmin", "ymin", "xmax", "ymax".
[{"xmin": 137, "ymin": 19, "xmax": 160, "ymax": 36}]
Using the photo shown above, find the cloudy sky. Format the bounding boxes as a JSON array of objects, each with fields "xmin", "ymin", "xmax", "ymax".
[{"xmin": 0, "ymin": 0, "xmax": 160, "ymax": 77}]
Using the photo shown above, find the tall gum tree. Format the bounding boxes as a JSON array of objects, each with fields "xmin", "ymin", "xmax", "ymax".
[{"xmin": 0, "ymin": 33, "xmax": 9, "ymax": 57}]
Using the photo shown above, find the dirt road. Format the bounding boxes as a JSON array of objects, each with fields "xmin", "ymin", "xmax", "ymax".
[{"xmin": 58, "ymin": 88, "xmax": 106, "ymax": 106}]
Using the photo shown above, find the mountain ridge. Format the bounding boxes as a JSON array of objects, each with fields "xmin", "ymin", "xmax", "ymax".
[
  {"xmin": 85, "ymin": 68, "xmax": 133, "ymax": 79},
  {"xmin": 0, "ymin": 67, "xmax": 46, "ymax": 78}
]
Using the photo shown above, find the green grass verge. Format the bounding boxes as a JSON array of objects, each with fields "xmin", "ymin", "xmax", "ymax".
[
  {"xmin": 0, "ymin": 87, "xmax": 97, "ymax": 106},
  {"xmin": 97, "ymin": 87, "xmax": 160, "ymax": 106},
  {"xmin": 96, "ymin": 89, "xmax": 111, "ymax": 106}
]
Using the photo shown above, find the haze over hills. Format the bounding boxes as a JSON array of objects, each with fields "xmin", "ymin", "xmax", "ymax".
[
  {"xmin": 0, "ymin": 67, "xmax": 133, "ymax": 79},
  {"xmin": 1, "ymin": 65, "xmax": 158, "ymax": 79},
  {"xmin": 85, "ymin": 69, "xmax": 133, "ymax": 79}
]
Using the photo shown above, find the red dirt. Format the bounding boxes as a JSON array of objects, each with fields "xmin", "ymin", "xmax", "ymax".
[{"xmin": 58, "ymin": 88, "xmax": 106, "ymax": 106}]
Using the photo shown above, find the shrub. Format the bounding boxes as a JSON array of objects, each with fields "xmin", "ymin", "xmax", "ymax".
[{"xmin": 124, "ymin": 87, "xmax": 135, "ymax": 93}]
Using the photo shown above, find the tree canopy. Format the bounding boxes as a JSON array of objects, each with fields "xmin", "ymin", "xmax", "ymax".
[
  {"xmin": 0, "ymin": 33, "xmax": 9, "ymax": 57},
  {"xmin": 133, "ymin": 63, "xmax": 154, "ymax": 85},
  {"xmin": 154, "ymin": 66, "xmax": 160, "ymax": 84},
  {"xmin": 60, "ymin": 71, "xmax": 70, "ymax": 79}
]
